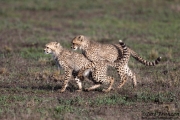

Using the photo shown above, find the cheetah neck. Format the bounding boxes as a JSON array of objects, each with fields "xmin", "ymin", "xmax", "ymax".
[
  {"xmin": 82, "ymin": 40, "xmax": 90, "ymax": 51},
  {"xmin": 87, "ymin": 40, "xmax": 99, "ymax": 50},
  {"xmin": 53, "ymin": 48, "xmax": 63, "ymax": 59}
]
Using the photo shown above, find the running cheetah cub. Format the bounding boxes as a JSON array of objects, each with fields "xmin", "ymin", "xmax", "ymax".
[
  {"xmin": 71, "ymin": 35, "xmax": 161, "ymax": 88},
  {"xmin": 44, "ymin": 42, "xmax": 92, "ymax": 92}
]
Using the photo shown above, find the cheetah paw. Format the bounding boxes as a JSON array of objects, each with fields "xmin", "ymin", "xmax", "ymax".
[
  {"xmin": 117, "ymin": 85, "xmax": 123, "ymax": 89},
  {"xmin": 58, "ymin": 89, "xmax": 65, "ymax": 93},
  {"xmin": 102, "ymin": 89, "xmax": 110, "ymax": 92},
  {"xmin": 84, "ymin": 88, "xmax": 90, "ymax": 92},
  {"xmin": 76, "ymin": 89, "xmax": 82, "ymax": 92}
]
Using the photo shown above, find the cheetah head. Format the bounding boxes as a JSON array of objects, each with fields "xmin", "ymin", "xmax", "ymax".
[
  {"xmin": 44, "ymin": 42, "xmax": 62, "ymax": 55},
  {"xmin": 71, "ymin": 35, "xmax": 88, "ymax": 50}
]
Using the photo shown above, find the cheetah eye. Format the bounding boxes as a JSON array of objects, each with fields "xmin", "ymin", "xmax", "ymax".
[{"xmin": 46, "ymin": 47, "xmax": 49, "ymax": 49}]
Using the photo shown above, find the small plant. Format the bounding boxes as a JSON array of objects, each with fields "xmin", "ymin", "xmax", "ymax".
[
  {"xmin": 54, "ymin": 105, "xmax": 74, "ymax": 114},
  {"xmin": 38, "ymin": 57, "xmax": 49, "ymax": 65},
  {"xmin": 58, "ymin": 97, "xmax": 85, "ymax": 106},
  {"xmin": 0, "ymin": 67, "xmax": 8, "ymax": 75},
  {"xmin": 90, "ymin": 94, "xmax": 130, "ymax": 106},
  {"xmin": 4, "ymin": 45, "xmax": 12, "ymax": 53},
  {"xmin": 148, "ymin": 48, "xmax": 159, "ymax": 60},
  {"xmin": 136, "ymin": 92, "xmax": 176, "ymax": 103}
]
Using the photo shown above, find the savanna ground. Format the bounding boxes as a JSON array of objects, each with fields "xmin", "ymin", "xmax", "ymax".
[{"xmin": 0, "ymin": 0, "xmax": 180, "ymax": 120}]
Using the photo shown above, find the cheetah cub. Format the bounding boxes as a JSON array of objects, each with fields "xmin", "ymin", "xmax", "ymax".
[
  {"xmin": 44, "ymin": 42, "xmax": 92, "ymax": 92},
  {"xmin": 71, "ymin": 35, "xmax": 161, "ymax": 88}
]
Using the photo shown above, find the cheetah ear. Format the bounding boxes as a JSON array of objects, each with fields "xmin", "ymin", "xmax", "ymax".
[
  {"xmin": 55, "ymin": 42, "xmax": 60, "ymax": 48},
  {"xmin": 79, "ymin": 35, "xmax": 84, "ymax": 42}
]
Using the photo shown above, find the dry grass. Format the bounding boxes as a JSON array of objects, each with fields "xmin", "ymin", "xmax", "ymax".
[{"xmin": 166, "ymin": 48, "xmax": 173, "ymax": 60}]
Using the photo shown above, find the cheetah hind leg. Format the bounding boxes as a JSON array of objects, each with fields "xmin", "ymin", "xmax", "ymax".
[
  {"xmin": 117, "ymin": 74, "xmax": 127, "ymax": 89},
  {"xmin": 102, "ymin": 77, "xmax": 114, "ymax": 92},
  {"xmin": 132, "ymin": 74, "xmax": 137, "ymax": 88},
  {"xmin": 128, "ymin": 72, "xmax": 137, "ymax": 88}
]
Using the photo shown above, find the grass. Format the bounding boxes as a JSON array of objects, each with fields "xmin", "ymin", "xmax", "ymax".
[{"xmin": 0, "ymin": 0, "xmax": 180, "ymax": 119}]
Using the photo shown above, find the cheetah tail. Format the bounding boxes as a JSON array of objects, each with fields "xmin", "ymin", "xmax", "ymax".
[
  {"xmin": 129, "ymin": 49, "xmax": 161, "ymax": 66},
  {"xmin": 119, "ymin": 40, "xmax": 130, "ymax": 58},
  {"xmin": 111, "ymin": 40, "xmax": 130, "ymax": 67}
]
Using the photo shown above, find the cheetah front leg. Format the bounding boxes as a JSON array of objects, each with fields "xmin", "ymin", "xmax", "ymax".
[
  {"xmin": 85, "ymin": 70, "xmax": 114, "ymax": 92},
  {"xmin": 58, "ymin": 69, "xmax": 72, "ymax": 93},
  {"xmin": 77, "ymin": 62, "xmax": 95, "ymax": 80},
  {"xmin": 86, "ymin": 77, "xmax": 114, "ymax": 92},
  {"xmin": 102, "ymin": 77, "xmax": 114, "ymax": 92}
]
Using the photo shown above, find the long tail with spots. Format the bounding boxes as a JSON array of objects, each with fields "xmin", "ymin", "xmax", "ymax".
[
  {"xmin": 129, "ymin": 49, "xmax": 161, "ymax": 66},
  {"xmin": 114, "ymin": 43, "xmax": 161, "ymax": 66}
]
